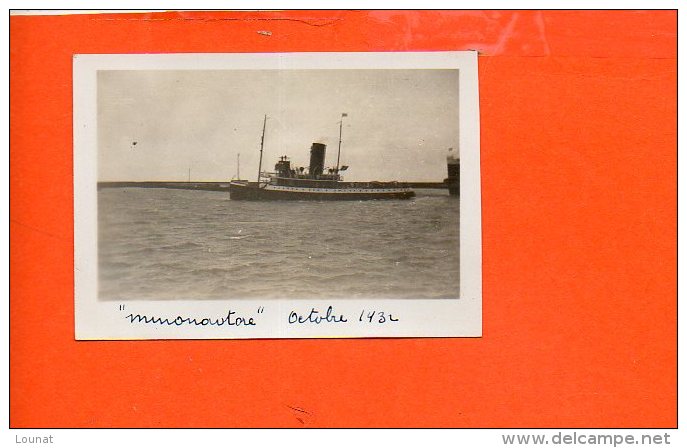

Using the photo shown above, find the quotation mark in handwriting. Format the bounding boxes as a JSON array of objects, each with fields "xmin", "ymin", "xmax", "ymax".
[
  {"xmin": 257, "ymin": 306, "xmax": 265, "ymax": 314},
  {"xmin": 119, "ymin": 304, "xmax": 125, "ymax": 311}
]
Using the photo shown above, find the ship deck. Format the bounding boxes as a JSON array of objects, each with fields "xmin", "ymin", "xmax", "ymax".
[{"xmin": 229, "ymin": 181, "xmax": 415, "ymax": 201}]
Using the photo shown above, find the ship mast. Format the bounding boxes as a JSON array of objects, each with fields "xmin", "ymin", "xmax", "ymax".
[
  {"xmin": 257, "ymin": 114, "xmax": 267, "ymax": 184},
  {"xmin": 336, "ymin": 113, "xmax": 347, "ymax": 173},
  {"xmin": 236, "ymin": 153, "xmax": 240, "ymax": 179}
]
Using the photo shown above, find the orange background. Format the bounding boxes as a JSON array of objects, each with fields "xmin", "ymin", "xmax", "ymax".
[{"xmin": 10, "ymin": 10, "xmax": 677, "ymax": 428}]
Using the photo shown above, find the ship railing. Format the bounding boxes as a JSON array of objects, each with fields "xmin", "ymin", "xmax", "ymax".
[{"xmin": 257, "ymin": 171, "xmax": 277, "ymax": 188}]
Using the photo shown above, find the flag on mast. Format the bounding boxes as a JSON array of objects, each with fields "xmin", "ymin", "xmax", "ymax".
[{"xmin": 341, "ymin": 113, "xmax": 348, "ymax": 117}]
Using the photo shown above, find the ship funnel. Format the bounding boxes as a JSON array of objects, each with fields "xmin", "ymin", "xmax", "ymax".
[{"xmin": 309, "ymin": 142, "xmax": 326, "ymax": 178}]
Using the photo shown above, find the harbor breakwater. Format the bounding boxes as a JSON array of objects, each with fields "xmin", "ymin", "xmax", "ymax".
[{"xmin": 98, "ymin": 181, "xmax": 448, "ymax": 192}]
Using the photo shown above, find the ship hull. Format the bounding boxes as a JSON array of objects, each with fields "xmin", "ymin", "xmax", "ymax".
[{"xmin": 229, "ymin": 182, "xmax": 415, "ymax": 201}]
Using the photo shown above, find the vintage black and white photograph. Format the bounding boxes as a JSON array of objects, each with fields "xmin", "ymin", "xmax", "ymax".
[{"xmin": 74, "ymin": 52, "xmax": 482, "ymax": 339}]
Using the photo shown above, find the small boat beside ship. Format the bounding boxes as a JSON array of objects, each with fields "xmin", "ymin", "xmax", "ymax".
[
  {"xmin": 229, "ymin": 114, "xmax": 415, "ymax": 201},
  {"xmin": 444, "ymin": 147, "xmax": 460, "ymax": 196}
]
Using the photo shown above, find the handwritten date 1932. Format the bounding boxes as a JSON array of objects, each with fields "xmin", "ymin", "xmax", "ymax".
[{"xmin": 359, "ymin": 309, "xmax": 399, "ymax": 324}]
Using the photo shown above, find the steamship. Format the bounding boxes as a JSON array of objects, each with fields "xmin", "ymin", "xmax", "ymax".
[{"xmin": 229, "ymin": 114, "xmax": 415, "ymax": 201}]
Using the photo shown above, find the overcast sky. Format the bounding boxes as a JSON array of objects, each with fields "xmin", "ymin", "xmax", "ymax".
[{"xmin": 98, "ymin": 69, "xmax": 459, "ymax": 182}]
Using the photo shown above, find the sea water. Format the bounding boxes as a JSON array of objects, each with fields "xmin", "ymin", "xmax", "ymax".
[{"xmin": 98, "ymin": 188, "xmax": 460, "ymax": 300}]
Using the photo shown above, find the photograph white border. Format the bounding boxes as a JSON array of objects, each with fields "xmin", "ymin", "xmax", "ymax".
[{"xmin": 73, "ymin": 51, "xmax": 482, "ymax": 339}]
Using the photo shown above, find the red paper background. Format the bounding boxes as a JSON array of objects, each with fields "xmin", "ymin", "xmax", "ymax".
[{"xmin": 10, "ymin": 10, "xmax": 677, "ymax": 428}]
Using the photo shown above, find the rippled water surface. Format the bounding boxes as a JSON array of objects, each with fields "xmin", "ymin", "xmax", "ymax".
[{"xmin": 98, "ymin": 188, "xmax": 459, "ymax": 300}]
